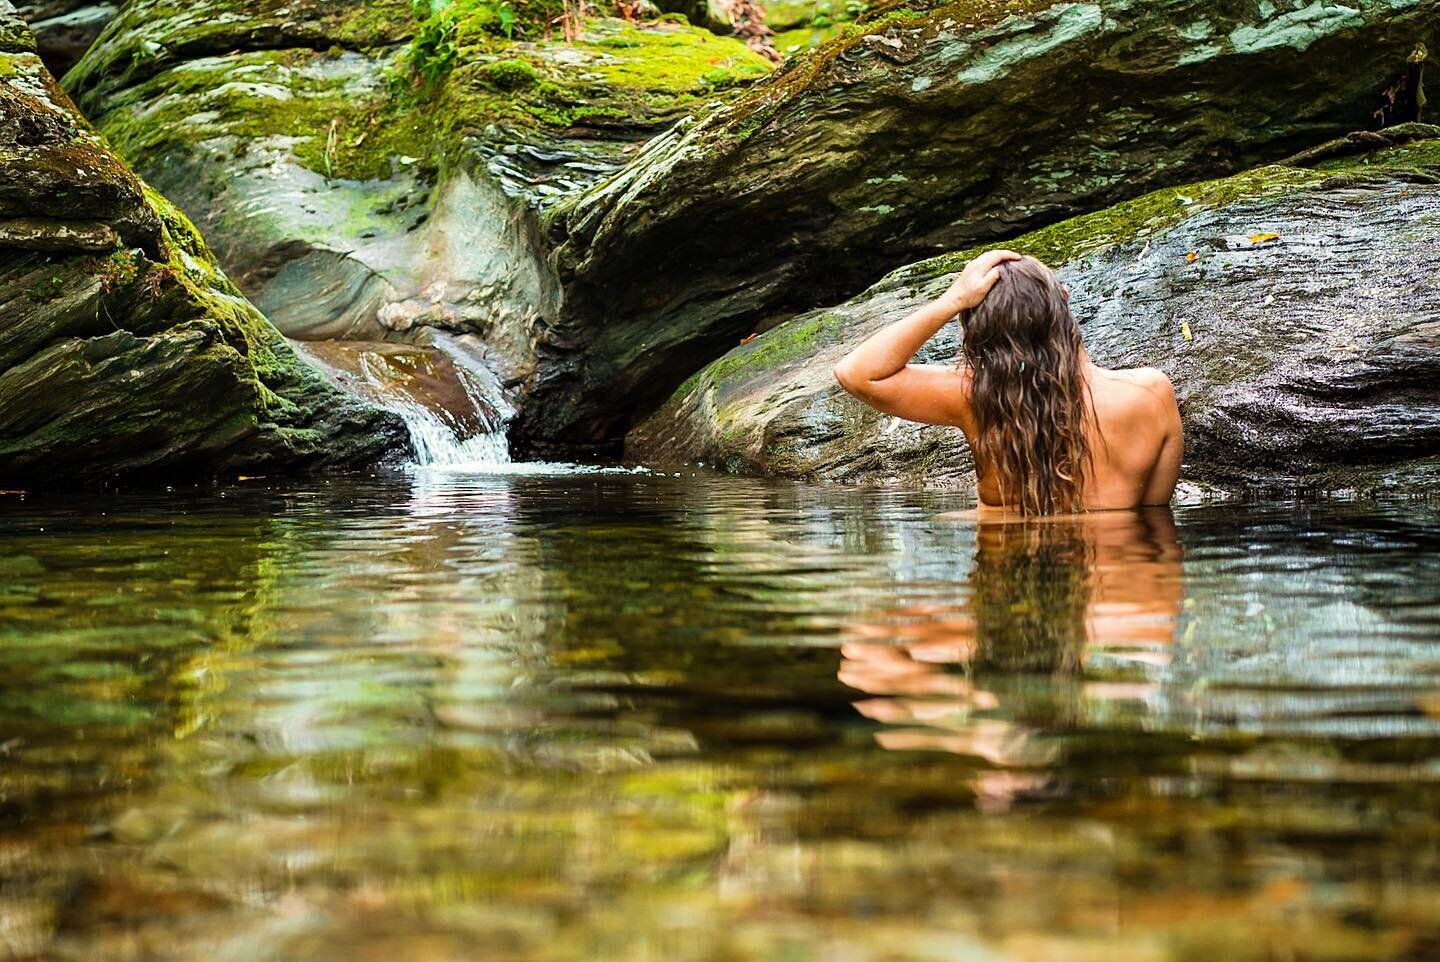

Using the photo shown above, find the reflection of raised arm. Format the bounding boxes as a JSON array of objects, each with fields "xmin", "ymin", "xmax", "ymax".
[{"xmin": 832, "ymin": 250, "xmax": 1019, "ymax": 426}]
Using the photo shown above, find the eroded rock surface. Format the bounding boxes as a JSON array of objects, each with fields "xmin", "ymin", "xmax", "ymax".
[
  {"xmin": 0, "ymin": 4, "xmax": 406, "ymax": 482},
  {"xmin": 67, "ymin": 0, "xmax": 775, "ymax": 400},
  {"xmin": 62, "ymin": 0, "xmax": 1440, "ymax": 462},
  {"xmin": 538, "ymin": 0, "xmax": 1440, "ymax": 444},
  {"xmin": 14, "ymin": 1, "xmax": 114, "ymax": 77},
  {"xmin": 628, "ymin": 138, "xmax": 1440, "ymax": 494}
]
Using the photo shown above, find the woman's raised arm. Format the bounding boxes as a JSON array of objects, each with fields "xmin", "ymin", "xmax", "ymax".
[{"xmin": 832, "ymin": 250, "xmax": 1019, "ymax": 426}]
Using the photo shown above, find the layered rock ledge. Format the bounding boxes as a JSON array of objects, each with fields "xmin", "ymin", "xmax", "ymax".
[
  {"xmin": 627, "ymin": 134, "xmax": 1440, "ymax": 495},
  {"xmin": 540, "ymin": 0, "xmax": 1440, "ymax": 444},
  {"xmin": 0, "ymin": 2, "xmax": 406, "ymax": 482},
  {"xmin": 66, "ymin": 0, "xmax": 1439, "ymax": 459},
  {"xmin": 65, "ymin": 0, "xmax": 774, "ymax": 426}
]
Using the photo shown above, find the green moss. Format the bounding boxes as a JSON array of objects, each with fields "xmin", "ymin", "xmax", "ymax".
[
  {"xmin": 1313, "ymin": 133, "xmax": 1440, "ymax": 174},
  {"xmin": 26, "ymin": 274, "xmax": 67, "ymax": 302},
  {"xmin": 772, "ymin": 21, "xmax": 850, "ymax": 56},
  {"xmin": 92, "ymin": 48, "xmax": 433, "ymax": 182},
  {"xmin": 100, "ymin": 249, "xmax": 141, "ymax": 291},
  {"xmin": 0, "ymin": 51, "xmax": 26, "ymax": 79},
  {"xmin": 0, "ymin": 19, "xmax": 37, "ymax": 55},
  {"xmin": 702, "ymin": 312, "xmax": 846, "ymax": 389},
  {"xmin": 91, "ymin": 16, "xmax": 772, "ymax": 182},
  {"xmin": 902, "ymin": 133, "xmax": 1440, "ymax": 282},
  {"xmin": 905, "ymin": 164, "xmax": 1326, "ymax": 282},
  {"xmin": 478, "ymin": 57, "xmax": 540, "ymax": 89},
  {"xmin": 132, "ymin": 183, "xmax": 309, "ymax": 412}
]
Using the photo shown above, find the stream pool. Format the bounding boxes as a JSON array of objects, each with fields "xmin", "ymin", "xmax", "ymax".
[{"xmin": 2, "ymin": 471, "xmax": 1438, "ymax": 961}]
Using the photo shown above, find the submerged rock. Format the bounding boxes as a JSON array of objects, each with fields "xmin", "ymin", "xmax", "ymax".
[
  {"xmin": 536, "ymin": 0, "xmax": 1440, "ymax": 444},
  {"xmin": 627, "ymin": 136, "xmax": 1440, "ymax": 494},
  {"xmin": 0, "ymin": 5, "xmax": 407, "ymax": 482}
]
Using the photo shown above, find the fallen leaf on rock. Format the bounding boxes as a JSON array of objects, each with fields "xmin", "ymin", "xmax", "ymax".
[
  {"xmin": 740, "ymin": 333, "xmax": 758, "ymax": 346},
  {"xmin": 1186, "ymin": 251, "xmax": 1199, "ymax": 263},
  {"xmin": 1180, "ymin": 321, "xmax": 1193, "ymax": 342},
  {"xmin": 1249, "ymin": 232, "xmax": 1280, "ymax": 245}
]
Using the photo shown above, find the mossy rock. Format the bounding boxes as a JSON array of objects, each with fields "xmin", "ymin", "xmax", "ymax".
[
  {"xmin": 0, "ymin": 34, "xmax": 406, "ymax": 483},
  {"xmin": 532, "ymin": 0, "xmax": 1440, "ymax": 447},
  {"xmin": 627, "ymin": 137, "xmax": 1440, "ymax": 495},
  {"xmin": 65, "ymin": 2, "xmax": 775, "ymax": 399},
  {"xmin": 14, "ymin": 1, "xmax": 117, "ymax": 77},
  {"xmin": 70, "ymin": 4, "xmax": 773, "ymax": 187}
]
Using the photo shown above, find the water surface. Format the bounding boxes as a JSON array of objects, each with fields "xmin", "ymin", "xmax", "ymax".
[{"xmin": 2, "ymin": 473, "xmax": 1438, "ymax": 961}]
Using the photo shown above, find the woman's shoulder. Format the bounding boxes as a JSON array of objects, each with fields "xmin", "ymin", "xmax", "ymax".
[
  {"xmin": 1095, "ymin": 366, "xmax": 1176, "ymax": 403},
  {"xmin": 1091, "ymin": 367, "xmax": 1180, "ymax": 435}
]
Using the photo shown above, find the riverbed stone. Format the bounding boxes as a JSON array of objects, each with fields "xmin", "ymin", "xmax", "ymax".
[
  {"xmin": 0, "ymin": 9, "xmax": 407, "ymax": 483},
  {"xmin": 627, "ymin": 136, "xmax": 1440, "ymax": 495}
]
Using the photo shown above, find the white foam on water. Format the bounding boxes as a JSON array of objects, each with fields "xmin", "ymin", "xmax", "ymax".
[{"xmin": 416, "ymin": 460, "xmax": 653, "ymax": 477}]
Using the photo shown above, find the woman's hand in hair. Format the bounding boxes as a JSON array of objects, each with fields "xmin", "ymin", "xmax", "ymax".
[{"xmin": 938, "ymin": 249, "xmax": 1022, "ymax": 315}]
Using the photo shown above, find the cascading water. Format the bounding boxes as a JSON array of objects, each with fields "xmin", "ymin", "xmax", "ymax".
[{"xmin": 294, "ymin": 336, "xmax": 515, "ymax": 470}]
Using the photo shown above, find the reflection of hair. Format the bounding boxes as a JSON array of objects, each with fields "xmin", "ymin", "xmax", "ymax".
[
  {"xmin": 959, "ymin": 257, "xmax": 1094, "ymax": 515},
  {"xmin": 971, "ymin": 522, "xmax": 1092, "ymax": 675}
]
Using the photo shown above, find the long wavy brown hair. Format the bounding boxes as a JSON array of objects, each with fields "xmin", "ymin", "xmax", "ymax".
[{"xmin": 958, "ymin": 256, "xmax": 1095, "ymax": 515}]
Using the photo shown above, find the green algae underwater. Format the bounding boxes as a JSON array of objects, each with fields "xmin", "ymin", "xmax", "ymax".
[{"xmin": 3, "ymin": 470, "xmax": 1440, "ymax": 961}]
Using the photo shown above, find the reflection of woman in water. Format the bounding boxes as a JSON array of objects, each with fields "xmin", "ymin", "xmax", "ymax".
[
  {"xmin": 839, "ymin": 509, "xmax": 1183, "ymax": 775},
  {"xmin": 833, "ymin": 250, "xmax": 1183, "ymax": 514}
]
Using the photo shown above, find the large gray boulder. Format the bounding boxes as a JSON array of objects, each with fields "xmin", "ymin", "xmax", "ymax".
[
  {"xmin": 627, "ymin": 134, "xmax": 1440, "ymax": 494},
  {"xmin": 534, "ymin": 0, "xmax": 1439, "ymax": 445},
  {"xmin": 0, "ymin": 3, "xmax": 406, "ymax": 482}
]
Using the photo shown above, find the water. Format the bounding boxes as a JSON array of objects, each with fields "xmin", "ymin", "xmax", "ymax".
[
  {"xmin": 1, "ymin": 473, "xmax": 1438, "ymax": 961},
  {"xmin": 293, "ymin": 337, "xmax": 515, "ymax": 468}
]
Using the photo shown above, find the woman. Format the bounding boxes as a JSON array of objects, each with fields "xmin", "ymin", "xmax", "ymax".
[{"xmin": 833, "ymin": 250, "xmax": 1183, "ymax": 514}]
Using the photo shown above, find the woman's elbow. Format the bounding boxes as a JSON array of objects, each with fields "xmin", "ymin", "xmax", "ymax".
[{"xmin": 832, "ymin": 357, "xmax": 865, "ymax": 397}]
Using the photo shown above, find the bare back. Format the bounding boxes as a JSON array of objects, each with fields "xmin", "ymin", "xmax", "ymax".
[{"xmin": 958, "ymin": 365, "xmax": 1183, "ymax": 511}]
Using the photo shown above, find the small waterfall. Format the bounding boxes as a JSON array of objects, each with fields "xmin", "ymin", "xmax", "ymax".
[
  {"xmin": 295, "ymin": 336, "xmax": 514, "ymax": 469},
  {"xmin": 371, "ymin": 385, "xmax": 512, "ymax": 468}
]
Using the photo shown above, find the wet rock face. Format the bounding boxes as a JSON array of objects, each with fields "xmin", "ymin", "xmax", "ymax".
[
  {"xmin": 627, "ymin": 140, "xmax": 1440, "ymax": 495},
  {"xmin": 536, "ymin": 0, "xmax": 1440, "ymax": 445},
  {"xmin": 62, "ymin": 0, "xmax": 1440, "ymax": 461},
  {"xmin": 0, "ymin": 7, "xmax": 407, "ymax": 482},
  {"xmin": 66, "ymin": 1, "xmax": 774, "ymax": 397},
  {"xmin": 14, "ymin": 1, "xmax": 116, "ymax": 77}
]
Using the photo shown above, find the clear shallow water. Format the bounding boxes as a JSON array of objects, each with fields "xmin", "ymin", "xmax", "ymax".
[{"xmin": 1, "ymin": 473, "xmax": 1438, "ymax": 961}]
